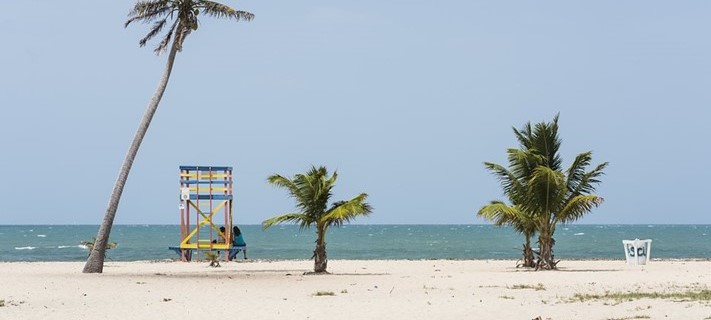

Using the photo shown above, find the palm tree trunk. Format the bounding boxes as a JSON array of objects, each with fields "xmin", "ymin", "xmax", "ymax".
[
  {"xmin": 83, "ymin": 38, "xmax": 181, "ymax": 274},
  {"xmin": 313, "ymin": 225, "xmax": 328, "ymax": 273},
  {"xmin": 537, "ymin": 225, "xmax": 556, "ymax": 270},
  {"xmin": 523, "ymin": 233, "xmax": 535, "ymax": 268}
]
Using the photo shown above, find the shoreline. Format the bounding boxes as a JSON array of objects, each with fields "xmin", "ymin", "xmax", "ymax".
[
  {"xmin": 4, "ymin": 257, "xmax": 711, "ymax": 264},
  {"xmin": 1, "ymin": 259, "xmax": 709, "ymax": 319}
]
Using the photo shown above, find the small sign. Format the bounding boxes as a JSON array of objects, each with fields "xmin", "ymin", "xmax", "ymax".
[{"xmin": 180, "ymin": 187, "xmax": 190, "ymax": 201}]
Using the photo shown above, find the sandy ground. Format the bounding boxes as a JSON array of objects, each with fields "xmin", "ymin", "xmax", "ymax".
[{"xmin": 0, "ymin": 259, "xmax": 709, "ymax": 320}]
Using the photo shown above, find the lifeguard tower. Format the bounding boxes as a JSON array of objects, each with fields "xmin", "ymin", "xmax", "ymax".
[{"xmin": 169, "ymin": 165, "xmax": 245, "ymax": 261}]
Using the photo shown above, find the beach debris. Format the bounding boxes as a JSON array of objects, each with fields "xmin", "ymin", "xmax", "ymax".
[
  {"xmin": 205, "ymin": 252, "xmax": 221, "ymax": 268},
  {"xmin": 509, "ymin": 283, "xmax": 546, "ymax": 291},
  {"xmin": 162, "ymin": 298, "xmax": 172, "ymax": 302},
  {"xmin": 313, "ymin": 291, "xmax": 336, "ymax": 296},
  {"xmin": 81, "ymin": 238, "xmax": 118, "ymax": 258},
  {"xmin": 81, "ymin": 238, "xmax": 118, "ymax": 251},
  {"xmin": 0, "ymin": 300, "xmax": 25, "ymax": 307}
]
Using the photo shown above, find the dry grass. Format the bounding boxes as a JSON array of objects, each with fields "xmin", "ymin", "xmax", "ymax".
[
  {"xmin": 570, "ymin": 290, "xmax": 711, "ymax": 303},
  {"xmin": 509, "ymin": 283, "xmax": 546, "ymax": 291}
]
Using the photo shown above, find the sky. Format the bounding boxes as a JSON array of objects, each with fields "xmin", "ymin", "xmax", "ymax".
[{"xmin": 1, "ymin": 1, "xmax": 710, "ymax": 225}]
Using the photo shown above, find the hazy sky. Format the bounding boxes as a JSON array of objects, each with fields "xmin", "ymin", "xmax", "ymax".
[{"xmin": 1, "ymin": 1, "xmax": 710, "ymax": 225}]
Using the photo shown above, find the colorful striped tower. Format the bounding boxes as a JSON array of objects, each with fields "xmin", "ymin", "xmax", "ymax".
[{"xmin": 175, "ymin": 165, "xmax": 235, "ymax": 261}]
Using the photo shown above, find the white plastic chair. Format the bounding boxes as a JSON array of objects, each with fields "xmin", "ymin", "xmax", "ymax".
[{"xmin": 622, "ymin": 239, "xmax": 652, "ymax": 265}]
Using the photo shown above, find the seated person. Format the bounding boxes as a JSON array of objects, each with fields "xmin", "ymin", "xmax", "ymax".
[
  {"xmin": 212, "ymin": 226, "xmax": 227, "ymax": 244},
  {"xmin": 232, "ymin": 226, "xmax": 247, "ymax": 259}
]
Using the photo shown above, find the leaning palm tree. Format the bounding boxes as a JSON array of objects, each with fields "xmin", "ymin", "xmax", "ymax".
[
  {"xmin": 83, "ymin": 1, "xmax": 253, "ymax": 273},
  {"xmin": 262, "ymin": 166, "xmax": 372, "ymax": 274},
  {"xmin": 484, "ymin": 114, "xmax": 608, "ymax": 270}
]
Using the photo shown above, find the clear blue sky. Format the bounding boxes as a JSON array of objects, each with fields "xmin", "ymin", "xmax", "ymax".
[{"xmin": 1, "ymin": 1, "xmax": 709, "ymax": 225}]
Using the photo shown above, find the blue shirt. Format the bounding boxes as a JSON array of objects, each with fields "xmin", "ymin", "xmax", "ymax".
[{"xmin": 233, "ymin": 234, "xmax": 246, "ymax": 246}]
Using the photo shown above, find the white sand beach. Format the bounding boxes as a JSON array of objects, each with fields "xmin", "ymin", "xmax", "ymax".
[{"xmin": 1, "ymin": 259, "xmax": 709, "ymax": 320}]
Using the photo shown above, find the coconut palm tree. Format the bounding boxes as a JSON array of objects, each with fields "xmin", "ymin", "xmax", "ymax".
[
  {"xmin": 527, "ymin": 152, "xmax": 607, "ymax": 270},
  {"xmin": 83, "ymin": 0, "xmax": 253, "ymax": 273},
  {"xmin": 484, "ymin": 114, "xmax": 608, "ymax": 270},
  {"xmin": 478, "ymin": 202, "xmax": 536, "ymax": 268},
  {"xmin": 262, "ymin": 166, "xmax": 372, "ymax": 274},
  {"xmin": 479, "ymin": 134, "xmax": 542, "ymax": 268}
]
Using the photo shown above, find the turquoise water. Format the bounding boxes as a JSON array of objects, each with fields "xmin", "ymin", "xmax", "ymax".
[{"xmin": 0, "ymin": 225, "xmax": 709, "ymax": 262}]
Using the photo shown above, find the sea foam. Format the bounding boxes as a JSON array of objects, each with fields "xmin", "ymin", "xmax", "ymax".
[
  {"xmin": 58, "ymin": 245, "xmax": 85, "ymax": 249},
  {"xmin": 15, "ymin": 246, "xmax": 36, "ymax": 250}
]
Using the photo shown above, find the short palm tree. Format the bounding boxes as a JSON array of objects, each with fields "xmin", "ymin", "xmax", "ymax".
[
  {"xmin": 478, "ymin": 202, "xmax": 536, "ymax": 268},
  {"xmin": 262, "ymin": 166, "xmax": 372, "ymax": 274},
  {"xmin": 479, "ymin": 135, "xmax": 542, "ymax": 268},
  {"xmin": 83, "ymin": 0, "xmax": 253, "ymax": 273}
]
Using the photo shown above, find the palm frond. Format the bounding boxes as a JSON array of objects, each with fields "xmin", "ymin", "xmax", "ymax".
[
  {"xmin": 477, "ymin": 201, "xmax": 519, "ymax": 226},
  {"xmin": 199, "ymin": 1, "xmax": 255, "ymax": 21},
  {"xmin": 512, "ymin": 122, "xmax": 534, "ymax": 150},
  {"xmin": 294, "ymin": 166, "xmax": 333, "ymax": 219},
  {"xmin": 484, "ymin": 162, "xmax": 522, "ymax": 197},
  {"xmin": 565, "ymin": 151, "xmax": 592, "ymax": 193},
  {"xmin": 268, "ymin": 174, "xmax": 302, "ymax": 199},
  {"xmin": 126, "ymin": 0, "xmax": 253, "ymax": 54},
  {"xmin": 567, "ymin": 157, "xmax": 609, "ymax": 198},
  {"xmin": 507, "ymin": 148, "xmax": 543, "ymax": 184},
  {"xmin": 478, "ymin": 202, "xmax": 536, "ymax": 236},
  {"xmin": 128, "ymin": 0, "xmax": 170, "ymax": 16},
  {"xmin": 528, "ymin": 114, "xmax": 562, "ymax": 170},
  {"xmin": 154, "ymin": 18, "xmax": 179, "ymax": 53},
  {"xmin": 320, "ymin": 193, "xmax": 372, "ymax": 228},
  {"xmin": 556, "ymin": 195, "xmax": 604, "ymax": 224},
  {"xmin": 526, "ymin": 166, "xmax": 566, "ymax": 215},
  {"xmin": 139, "ymin": 18, "xmax": 168, "ymax": 47},
  {"xmin": 585, "ymin": 162, "xmax": 609, "ymax": 185},
  {"xmin": 261, "ymin": 213, "xmax": 311, "ymax": 230},
  {"xmin": 125, "ymin": 1, "xmax": 172, "ymax": 27}
]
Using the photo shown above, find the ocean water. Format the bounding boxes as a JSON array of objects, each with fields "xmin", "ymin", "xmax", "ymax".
[{"xmin": 0, "ymin": 225, "xmax": 709, "ymax": 262}]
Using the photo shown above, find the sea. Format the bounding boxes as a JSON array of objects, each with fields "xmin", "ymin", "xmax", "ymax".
[{"xmin": 0, "ymin": 225, "xmax": 709, "ymax": 262}]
